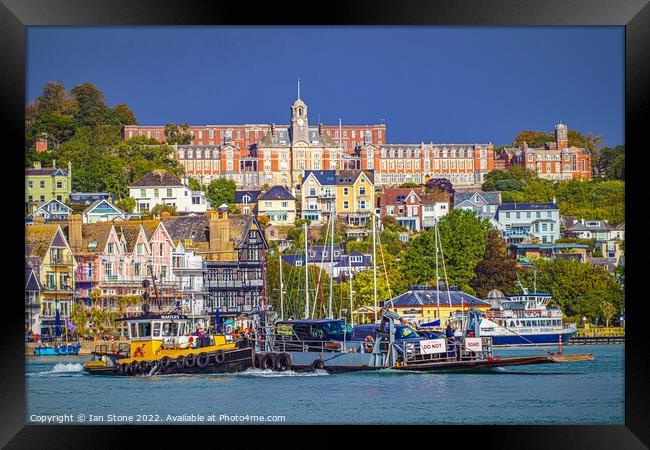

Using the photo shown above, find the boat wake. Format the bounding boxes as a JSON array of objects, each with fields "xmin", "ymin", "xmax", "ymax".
[
  {"xmin": 236, "ymin": 368, "xmax": 329, "ymax": 377},
  {"xmin": 28, "ymin": 362, "xmax": 85, "ymax": 377}
]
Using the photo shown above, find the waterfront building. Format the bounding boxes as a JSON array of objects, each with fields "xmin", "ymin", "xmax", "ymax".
[
  {"xmin": 453, "ymin": 190, "xmax": 502, "ymax": 220},
  {"xmin": 202, "ymin": 207, "xmax": 268, "ymax": 317},
  {"xmin": 25, "ymin": 161, "xmax": 72, "ymax": 214},
  {"xmin": 82, "ymin": 199, "xmax": 127, "ymax": 224},
  {"xmin": 379, "ymin": 187, "xmax": 450, "ymax": 232},
  {"xmin": 128, "ymin": 170, "xmax": 211, "ymax": 214},
  {"xmin": 496, "ymin": 123, "xmax": 592, "ymax": 180},
  {"xmin": 25, "ymin": 224, "xmax": 77, "ymax": 336},
  {"xmin": 25, "ymin": 259, "xmax": 43, "ymax": 335},
  {"xmin": 495, "ymin": 202, "xmax": 560, "ymax": 244},
  {"xmin": 25, "ymin": 198, "xmax": 73, "ymax": 224},
  {"xmin": 257, "ymin": 186, "xmax": 297, "ymax": 226},
  {"xmin": 234, "ymin": 190, "xmax": 261, "ymax": 215},
  {"xmin": 389, "ymin": 285, "xmax": 490, "ymax": 325}
]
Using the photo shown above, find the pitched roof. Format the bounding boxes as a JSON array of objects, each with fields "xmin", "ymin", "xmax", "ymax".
[
  {"xmin": 336, "ymin": 170, "xmax": 374, "ymax": 185},
  {"xmin": 391, "ymin": 286, "xmax": 488, "ymax": 307},
  {"xmin": 234, "ymin": 190, "xmax": 261, "ymax": 204},
  {"xmin": 259, "ymin": 186, "xmax": 295, "ymax": 201},
  {"xmin": 82, "ymin": 199, "xmax": 125, "ymax": 216},
  {"xmin": 25, "ymin": 259, "xmax": 42, "ymax": 291},
  {"xmin": 380, "ymin": 188, "xmax": 423, "ymax": 206},
  {"xmin": 25, "ymin": 224, "xmax": 60, "ymax": 258},
  {"xmin": 129, "ymin": 170, "xmax": 183, "ymax": 187},
  {"xmin": 80, "ymin": 222, "xmax": 114, "ymax": 254},
  {"xmin": 304, "ymin": 170, "xmax": 336, "ymax": 186},
  {"xmin": 454, "ymin": 191, "xmax": 502, "ymax": 206},
  {"xmin": 69, "ymin": 192, "xmax": 114, "ymax": 204},
  {"xmin": 113, "ymin": 223, "xmax": 145, "ymax": 252},
  {"xmin": 161, "ymin": 216, "xmax": 210, "ymax": 243},
  {"xmin": 25, "ymin": 167, "xmax": 69, "ymax": 177}
]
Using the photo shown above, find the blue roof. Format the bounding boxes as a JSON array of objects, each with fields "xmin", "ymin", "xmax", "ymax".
[
  {"xmin": 234, "ymin": 190, "xmax": 261, "ymax": 204},
  {"xmin": 303, "ymin": 170, "xmax": 336, "ymax": 186},
  {"xmin": 259, "ymin": 186, "xmax": 295, "ymax": 201},
  {"xmin": 390, "ymin": 287, "xmax": 488, "ymax": 307},
  {"xmin": 454, "ymin": 191, "xmax": 501, "ymax": 206},
  {"xmin": 498, "ymin": 203, "xmax": 558, "ymax": 212}
]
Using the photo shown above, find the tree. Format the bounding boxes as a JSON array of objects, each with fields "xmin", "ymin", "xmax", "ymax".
[
  {"xmin": 424, "ymin": 178, "xmax": 454, "ymax": 194},
  {"xmin": 37, "ymin": 81, "xmax": 70, "ymax": 116},
  {"xmin": 164, "ymin": 123, "xmax": 193, "ymax": 144},
  {"xmin": 149, "ymin": 203, "xmax": 177, "ymax": 217},
  {"xmin": 600, "ymin": 301, "xmax": 616, "ymax": 327},
  {"xmin": 112, "ymin": 104, "xmax": 137, "ymax": 126},
  {"xmin": 399, "ymin": 182, "xmax": 421, "ymax": 188},
  {"xmin": 116, "ymin": 197, "xmax": 136, "ymax": 213},
  {"xmin": 205, "ymin": 178, "xmax": 237, "ymax": 208},
  {"xmin": 470, "ymin": 230, "xmax": 519, "ymax": 298},
  {"xmin": 187, "ymin": 177, "xmax": 204, "ymax": 192},
  {"xmin": 70, "ymin": 82, "xmax": 111, "ymax": 127},
  {"xmin": 521, "ymin": 258, "xmax": 623, "ymax": 320},
  {"xmin": 403, "ymin": 209, "xmax": 491, "ymax": 293}
]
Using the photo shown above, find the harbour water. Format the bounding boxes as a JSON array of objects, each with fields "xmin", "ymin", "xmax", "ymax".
[{"xmin": 26, "ymin": 344, "xmax": 623, "ymax": 425}]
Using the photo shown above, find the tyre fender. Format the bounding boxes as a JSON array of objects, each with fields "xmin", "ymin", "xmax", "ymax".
[
  {"xmin": 197, "ymin": 352, "xmax": 210, "ymax": 368},
  {"xmin": 274, "ymin": 353, "xmax": 292, "ymax": 372},
  {"xmin": 261, "ymin": 353, "xmax": 275, "ymax": 370},
  {"xmin": 184, "ymin": 353, "xmax": 196, "ymax": 368},
  {"xmin": 214, "ymin": 350, "xmax": 226, "ymax": 364}
]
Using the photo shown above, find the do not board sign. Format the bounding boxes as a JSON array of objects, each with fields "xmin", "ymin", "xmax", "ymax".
[
  {"xmin": 464, "ymin": 337, "xmax": 483, "ymax": 352},
  {"xmin": 420, "ymin": 339, "xmax": 447, "ymax": 354}
]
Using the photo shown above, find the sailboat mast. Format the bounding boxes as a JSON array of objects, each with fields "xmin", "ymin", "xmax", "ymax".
[
  {"xmin": 329, "ymin": 201, "xmax": 334, "ymax": 318},
  {"xmin": 372, "ymin": 212, "xmax": 378, "ymax": 323},
  {"xmin": 304, "ymin": 222, "xmax": 310, "ymax": 319},
  {"xmin": 435, "ymin": 219, "xmax": 441, "ymax": 321},
  {"xmin": 349, "ymin": 250, "xmax": 353, "ymax": 326},
  {"xmin": 279, "ymin": 249, "xmax": 284, "ymax": 320}
]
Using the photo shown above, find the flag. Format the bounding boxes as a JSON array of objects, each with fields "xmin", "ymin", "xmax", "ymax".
[{"xmin": 66, "ymin": 317, "xmax": 77, "ymax": 334}]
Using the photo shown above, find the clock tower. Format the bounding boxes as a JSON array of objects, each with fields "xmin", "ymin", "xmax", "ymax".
[{"xmin": 290, "ymin": 80, "xmax": 309, "ymax": 144}]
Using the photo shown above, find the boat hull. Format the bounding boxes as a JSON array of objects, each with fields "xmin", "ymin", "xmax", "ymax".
[
  {"xmin": 84, "ymin": 347, "xmax": 254, "ymax": 376},
  {"xmin": 34, "ymin": 344, "xmax": 81, "ymax": 356},
  {"xmin": 490, "ymin": 330, "xmax": 577, "ymax": 346}
]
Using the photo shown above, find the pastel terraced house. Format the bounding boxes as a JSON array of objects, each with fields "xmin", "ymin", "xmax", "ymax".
[{"xmin": 25, "ymin": 161, "xmax": 72, "ymax": 214}]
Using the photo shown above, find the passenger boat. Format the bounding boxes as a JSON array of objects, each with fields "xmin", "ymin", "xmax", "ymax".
[
  {"xmin": 83, "ymin": 314, "xmax": 254, "ymax": 376},
  {"xmin": 451, "ymin": 289, "xmax": 578, "ymax": 346},
  {"xmin": 34, "ymin": 342, "xmax": 81, "ymax": 356}
]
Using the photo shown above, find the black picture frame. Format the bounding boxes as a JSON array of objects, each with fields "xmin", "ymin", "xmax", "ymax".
[{"xmin": 3, "ymin": 0, "xmax": 648, "ymax": 447}]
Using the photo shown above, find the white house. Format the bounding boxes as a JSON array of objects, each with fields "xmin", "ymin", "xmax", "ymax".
[
  {"xmin": 82, "ymin": 199, "xmax": 127, "ymax": 223},
  {"xmin": 496, "ymin": 202, "xmax": 560, "ymax": 244},
  {"xmin": 128, "ymin": 170, "xmax": 211, "ymax": 214}
]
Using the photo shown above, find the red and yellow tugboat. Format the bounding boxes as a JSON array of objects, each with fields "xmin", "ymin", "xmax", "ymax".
[{"xmin": 83, "ymin": 314, "xmax": 254, "ymax": 376}]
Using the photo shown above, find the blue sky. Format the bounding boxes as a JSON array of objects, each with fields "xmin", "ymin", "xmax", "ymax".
[{"xmin": 27, "ymin": 27, "xmax": 624, "ymax": 146}]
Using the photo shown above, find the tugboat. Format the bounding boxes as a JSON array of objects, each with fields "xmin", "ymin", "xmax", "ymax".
[{"xmin": 83, "ymin": 313, "xmax": 254, "ymax": 376}]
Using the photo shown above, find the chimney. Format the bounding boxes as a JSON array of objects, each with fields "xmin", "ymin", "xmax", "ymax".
[
  {"xmin": 68, "ymin": 214, "xmax": 83, "ymax": 252},
  {"xmin": 271, "ymin": 123, "xmax": 275, "ymax": 136},
  {"xmin": 36, "ymin": 138, "xmax": 48, "ymax": 153},
  {"xmin": 33, "ymin": 161, "xmax": 42, "ymax": 170},
  {"xmin": 52, "ymin": 159, "xmax": 56, "ymax": 169},
  {"xmin": 208, "ymin": 205, "xmax": 231, "ymax": 256}
]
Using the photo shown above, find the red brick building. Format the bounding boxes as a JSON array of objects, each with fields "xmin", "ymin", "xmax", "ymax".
[{"xmin": 495, "ymin": 124, "xmax": 592, "ymax": 180}]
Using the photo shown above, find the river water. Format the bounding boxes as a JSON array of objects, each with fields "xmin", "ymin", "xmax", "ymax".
[{"xmin": 26, "ymin": 344, "xmax": 623, "ymax": 425}]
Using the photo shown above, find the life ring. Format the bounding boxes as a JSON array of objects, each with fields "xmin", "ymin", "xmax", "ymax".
[
  {"xmin": 274, "ymin": 353, "xmax": 292, "ymax": 372},
  {"xmin": 214, "ymin": 350, "xmax": 226, "ymax": 364},
  {"xmin": 184, "ymin": 353, "xmax": 197, "ymax": 368},
  {"xmin": 160, "ymin": 356, "xmax": 171, "ymax": 370},
  {"xmin": 363, "ymin": 335, "xmax": 375, "ymax": 353},
  {"xmin": 261, "ymin": 353, "xmax": 275, "ymax": 370},
  {"xmin": 197, "ymin": 352, "xmax": 210, "ymax": 368},
  {"xmin": 311, "ymin": 359, "xmax": 324, "ymax": 371},
  {"xmin": 176, "ymin": 356, "xmax": 185, "ymax": 369}
]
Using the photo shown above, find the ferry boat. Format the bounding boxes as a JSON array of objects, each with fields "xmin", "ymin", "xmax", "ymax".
[
  {"xmin": 34, "ymin": 342, "xmax": 81, "ymax": 356},
  {"xmin": 452, "ymin": 289, "xmax": 577, "ymax": 346},
  {"xmin": 83, "ymin": 314, "xmax": 254, "ymax": 376}
]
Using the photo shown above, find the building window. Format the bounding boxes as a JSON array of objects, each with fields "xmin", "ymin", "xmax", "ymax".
[
  {"xmin": 154, "ymin": 189, "xmax": 159, "ymax": 197},
  {"xmin": 360, "ymin": 187, "xmax": 366, "ymax": 196},
  {"xmin": 56, "ymin": 181, "xmax": 62, "ymax": 189},
  {"xmin": 107, "ymin": 243, "xmax": 114, "ymax": 254},
  {"xmin": 166, "ymin": 188, "xmax": 172, "ymax": 197},
  {"xmin": 344, "ymin": 201, "xmax": 349, "ymax": 209},
  {"xmin": 281, "ymin": 201, "xmax": 288, "ymax": 208},
  {"xmin": 40, "ymin": 181, "xmax": 45, "ymax": 188},
  {"xmin": 135, "ymin": 263, "xmax": 141, "ymax": 277}
]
